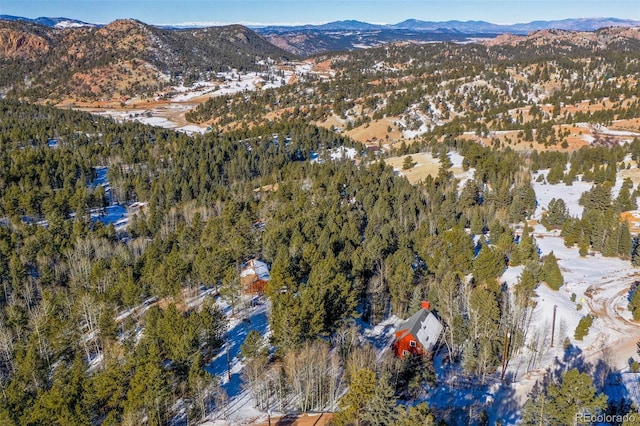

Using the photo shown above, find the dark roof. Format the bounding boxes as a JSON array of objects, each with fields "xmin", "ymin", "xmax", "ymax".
[{"xmin": 396, "ymin": 309, "xmax": 443, "ymax": 351}]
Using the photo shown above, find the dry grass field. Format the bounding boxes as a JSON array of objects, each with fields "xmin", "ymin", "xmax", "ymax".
[
  {"xmin": 346, "ymin": 117, "xmax": 402, "ymax": 144},
  {"xmin": 384, "ymin": 152, "xmax": 467, "ymax": 184},
  {"xmin": 611, "ymin": 117, "xmax": 640, "ymax": 133},
  {"xmin": 620, "ymin": 211, "xmax": 640, "ymax": 234},
  {"xmin": 618, "ymin": 161, "xmax": 640, "ymax": 186},
  {"xmin": 57, "ymin": 59, "xmax": 640, "ymax": 158}
]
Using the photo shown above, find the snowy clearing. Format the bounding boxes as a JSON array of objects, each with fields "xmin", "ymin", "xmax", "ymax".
[{"xmin": 204, "ymin": 302, "xmax": 270, "ymax": 425}]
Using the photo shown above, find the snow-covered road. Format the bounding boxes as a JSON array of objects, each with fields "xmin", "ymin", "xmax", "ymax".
[{"xmin": 584, "ymin": 270, "xmax": 640, "ymax": 368}]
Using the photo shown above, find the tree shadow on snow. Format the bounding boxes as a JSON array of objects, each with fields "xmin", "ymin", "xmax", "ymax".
[
  {"xmin": 430, "ymin": 368, "xmax": 520, "ymax": 426},
  {"xmin": 551, "ymin": 342, "xmax": 590, "ymax": 381},
  {"xmin": 204, "ymin": 306, "xmax": 269, "ymax": 401},
  {"xmin": 548, "ymin": 343, "xmax": 637, "ymax": 420}
]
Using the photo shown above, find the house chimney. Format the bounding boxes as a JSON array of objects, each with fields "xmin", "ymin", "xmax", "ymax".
[{"xmin": 421, "ymin": 300, "xmax": 430, "ymax": 310}]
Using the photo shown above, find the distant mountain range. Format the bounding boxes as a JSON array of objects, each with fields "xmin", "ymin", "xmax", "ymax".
[
  {"xmin": 252, "ymin": 17, "xmax": 640, "ymax": 34},
  {"xmin": 1, "ymin": 15, "xmax": 639, "ymax": 34},
  {"xmin": 0, "ymin": 15, "xmax": 96, "ymax": 28},
  {"xmin": 254, "ymin": 17, "xmax": 640, "ymax": 56},
  {"xmin": 0, "ymin": 14, "xmax": 639, "ymax": 100}
]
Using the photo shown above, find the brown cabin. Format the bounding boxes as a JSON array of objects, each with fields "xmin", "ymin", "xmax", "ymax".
[{"xmin": 240, "ymin": 259, "xmax": 270, "ymax": 295}]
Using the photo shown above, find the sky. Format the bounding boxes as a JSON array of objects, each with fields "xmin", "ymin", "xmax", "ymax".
[{"xmin": 1, "ymin": 0, "xmax": 638, "ymax": 26}]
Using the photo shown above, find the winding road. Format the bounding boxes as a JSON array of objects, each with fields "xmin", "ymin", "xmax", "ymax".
[{"xmin": 584, "ymin": 270, "xmax": 640, "ymax": 369}]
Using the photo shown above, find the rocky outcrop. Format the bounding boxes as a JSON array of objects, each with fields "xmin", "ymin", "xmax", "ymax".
[
  {"xmin": 483, "ymin": 26, "xmax": 640, "ymax": 49},
  {"xmin": 0, "ymin": 29, "xmax": 49, "ymax": 58},
  {"xmin": 0, "ymin": 18, "xmax": 291, "ymax": 101}
]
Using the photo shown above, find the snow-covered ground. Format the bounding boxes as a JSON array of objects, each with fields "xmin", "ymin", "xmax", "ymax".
[
  {"xmin": 352, "ymin": 158, "xmax": 640, "ymax": 424},
  {"xmin": 594, "ymin": 124, "xmax": 640, "ymax": 138},
  {"xmin": 491, "ymin": 225, "xmax": 639, "ymax": 424},
  {"xmin": 90, "ymin": 205, "xmax": 128, "ymax": 229},
  {"xmin": 441, "ymin": 150, "xmax": 475, "ymax": 189},
  {"xmin": 355, "ymin": 228, "xmax": 639, "ymax": 425},
  {"xmin": 203, "ymin": 301, "xmax": 270, "ymax": 425},
  {"xmin": 169, "ymin": 82, "xmax": 219, "ymax": 102},
  {"xmin": 498, "ymin": 171, "xmax": 639, "ymax": 423},
  {"xmin": 401, "ymin": 111, "xmax": 433, "ymax": 139},
  {"xmin": 330, "ymin": 146, "xmax": 357, "ymax": 161},
  {"xmin": 89, "ymin": 62, "xmax": 323, "ymax": 135},
  {"xmin": 71, "ymin": 148, "xmax": 640, "ymax": 425},
  {"xmin": 531, "ymin": 170, "xmax": 594, "ymax": 218},
  {"xmin": 310, "ymin": 146, "xmax": 357, "ymax": 163},
  {"xmin": 88, "ymin": 166, "xmax": 140, "ymax": 231}
]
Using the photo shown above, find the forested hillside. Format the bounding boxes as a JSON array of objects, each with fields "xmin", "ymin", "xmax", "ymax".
[
  {"xmin": 1, "ymin": 20, "xmax": 640, "ymax": 426},
  {"xmin": 188, "ymin": 26, "xmax": 640, "ymax": 146},
  {"xmin": 0, "ymin": 19, "xmax": 292, "ymax": 101},
  {"xmin": 2, "ymin": 92, "xmax": 640, "ymax": 423}
]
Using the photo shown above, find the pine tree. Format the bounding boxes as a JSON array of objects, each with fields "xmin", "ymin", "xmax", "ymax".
[
  {"xmin": 443, "ymin": 226, "xmax": 475, "ymax": 274},
  {"xmin": 629, "ymin": 288, "xmax": 640, "ymax": 320},
  {"xmin": 197, "ymin": 298, "xmax": 226, "ymax": 355},
  {"xmin": 579, "ymin": 233, "xmax": 590, "ymax": 257},
  {"xmin": 542, "ymin": 198, "xmax": 569, "ymax": 230},
  {"xmin": 386, "ymin": 247, "xmax": 417, "ymax": 317},
  {"xmin": 462, "ymin": 340, "xmax": 478, "ymax": 374},
  {"xmin": 304, "ymin": 256, "xmax": 357, "ymax": 335},
  {"xmin": 543, "ymin": 251, "xmax": 564, "ymax": 290},
  {"xmin": 334, "ymin": 367, "xmax": 376, "ymax": 426},
  {"xmin": 395, "ymin": 402, "xmax": 435, "ymax": 426},
  {"xmin": 220, "ymin": 266, "xmax": 242, "ymax": 316},
  {"xmin": 160, "ymin": 248, "xmax": 189, "ymax": 298},
  {"xmin": 436, "ymin": 149, "xmax": 453, "ymax": 184},
  {"xmin": 270, "ymin": 290, "xmax": 303, "ymax": 350},
  {"xmin": 394, "ymin": 352, "xmax": 436, "ymax": 398},
  {"xmin": 622, "ymin": 407, "xmax": 640, "ymax": 426},
  {"xmin": 521, "ymin": 391, "xmax": 551, "ymax": 425},
  {"xmin": 124, "ymin": 344, "xmax": 170, "ymax": 425},
  {"xmin": 361, "ymin": 373, "xmax": 398, "ymax": 426},
  {"xmin": 265, "ymin": 249, "xmax": 297, "ymax": 297},
  {"xmin": 459, "ymin": 179, "xmax": 481, "ymax": 210},
  {"xmin": 27, "ymin": 354, "xmax": 90, "ymax": 426},
  {"xmin": 579, "ymin": 184, "xmax": 612, "ymax": 212},
  {"xmin": 470, "ymin": 210, "xmax": 485, "ymax": 234},
  {"xmin": 574, "ymin": 315, "xmax": 593, "ymax": 340},
  {"xmin": 87, "ymin": 358, "xmax": 128, "ymax": 423},
  {"xmin": 633, "ymin": 237, "xmax": 640, "ymax": 266},
  {"xmin": 472, "ymin": 245, "xmax": 506, "ymax": 288},
  {"xmin": 514, "ymin": 266, "xmax": 539, "ymax": 307},
  {"xmin": 188, "ymin": 351, "xmax": 211, "ymax": 422},
  {"xmin": 522, "ymin": 369, "xmax": 607, "ymax": 426},
  {"xmin": 618, "ymin": 222, "xmax": 632, "ymax": 258},
  {"xmin": 240, "ymin": 329, "xmax": 267, "ymax": 360},
  {"xmin": 561, "ymin": 218, "xmax": 580, "ymax": 247},
  {"xmin": 545, "ymin": 368, "xmax": 607, "ymax": 425},
  {"xmin": 546, "ymin": 162, "xmax": 565, "ymax": 184},
  {"xmin": 402, "ymin": 155, "xmax": 415, "ymax": 170},
  {"xmin": 616, "ymin": 184, "xmax": 637, "ymax": 212},
  {"xmin": 469, "ymin": 287, "xmax": 500, "ymax": 340},
  {"xmin": 509, "ymin": 183, "xmax": 537, "ymax": 222},
  {"xmin": 518, "ymin": 225, "xmax": 540, "ymax": 263}
]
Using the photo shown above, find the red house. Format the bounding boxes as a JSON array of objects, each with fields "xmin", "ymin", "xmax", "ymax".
[{"xmin": 393, "ymin": 301, "xmax": 443, "ymax": 359}]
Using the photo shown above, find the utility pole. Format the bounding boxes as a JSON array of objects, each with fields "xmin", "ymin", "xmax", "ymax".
[
  {"xmin": 550, "ymin": 305, "xmax": 557, "ymax": 348},
  {"xmin": 226, "ymin": 341, "xmax": 231, "ymax": 381},
  {"xmin": 501, "ymin": 330, "xmax": 511, "ymax": 381},
  {"xmin": 267, "ymin": 393, "xmax": 271, "ymax": 426}
]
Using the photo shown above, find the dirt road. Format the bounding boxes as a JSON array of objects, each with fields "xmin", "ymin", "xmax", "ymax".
[{"xmin": 584, "ymin": 271, "xmax": 640, "ymax": 369}]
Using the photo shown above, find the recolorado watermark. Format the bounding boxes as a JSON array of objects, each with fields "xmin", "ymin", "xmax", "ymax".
[{"xmin": 575, "ymin": 412, "xmax": 637, "ymax": 424}]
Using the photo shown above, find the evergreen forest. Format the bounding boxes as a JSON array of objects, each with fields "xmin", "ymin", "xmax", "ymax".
[{"xmin": 0, "ymin": 20, "xmax": 639, "ymax": 426}]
